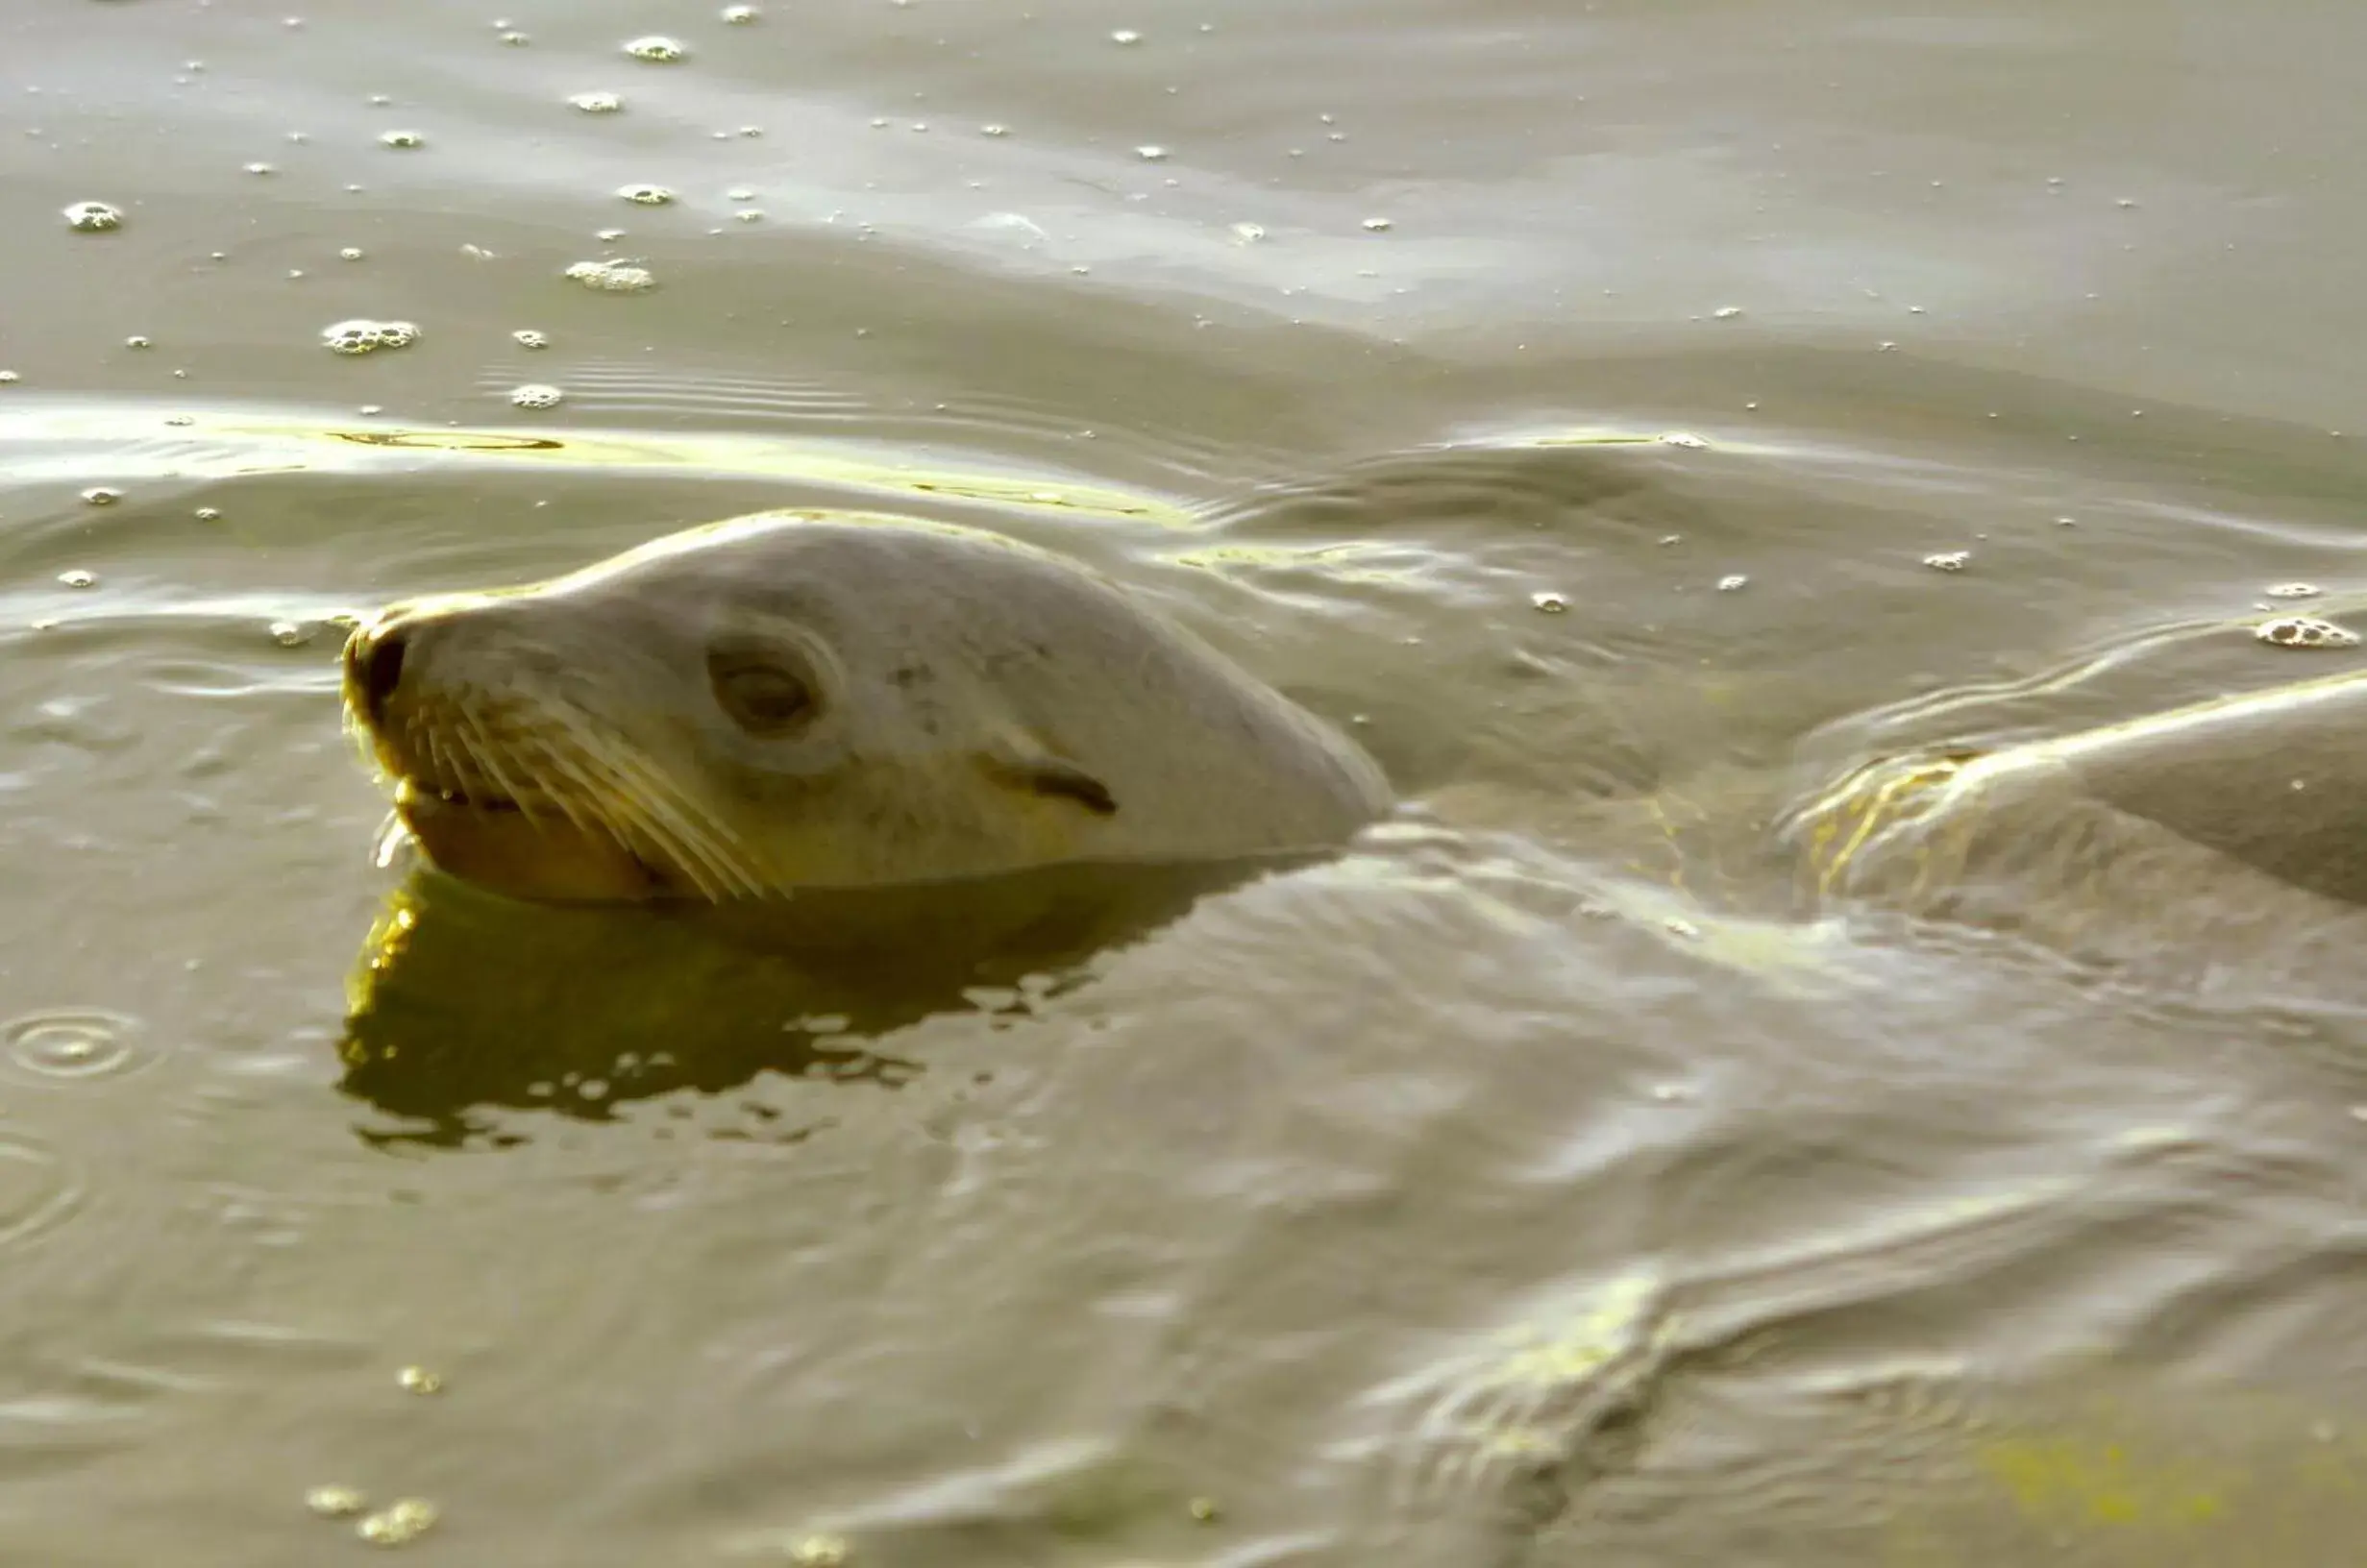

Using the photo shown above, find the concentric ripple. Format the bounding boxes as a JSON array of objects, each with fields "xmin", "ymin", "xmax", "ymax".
[{"xmin": 3, "ymin": 1009, "xmax": 149, "ymax": 1082}]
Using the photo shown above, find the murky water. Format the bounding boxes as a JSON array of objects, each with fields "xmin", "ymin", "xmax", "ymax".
[{"xmin": 6, "ymin": 2, "xmax": 2367, "ymax": 1563}]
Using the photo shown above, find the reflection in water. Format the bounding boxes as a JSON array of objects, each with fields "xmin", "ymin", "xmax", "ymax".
[{"xmin": 334, "ymin": 853, "xmax": 1292, "ymax": 1144}]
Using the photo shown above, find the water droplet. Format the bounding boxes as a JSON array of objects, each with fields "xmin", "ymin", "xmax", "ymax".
[
  {"xmin": 1922, "ymin": 551, "xmax": 1970, "ymax": 572},
  {"xmin": 623, "ymin": 35, "xmax": 685, "ymax": 62},
  {"xmin": 569, "ymin": 90, "xmax": 624, "ymax": 113},
  {"xmin": 564, "ymin": 259, "xmax": 655, "ymax": 292},
  {"xmin": 508, "ymin": 383, "xmax": 564, "ymax": 409},
  {"xmin": 398, "ymin": 1365, "xmax": 443, "ymax": 1395},
  {"xmin": 62, "ymin": 200, "xmax": 123, "ymax": 233},
  {"xmin": 57, "ymin": 569, "xmax": 96, "ymax": 588},
  {"xmin": 722, "ymin": 3, "xmax": 760, "ymax": 19},
  {"xmin": 378, "ymin": 129, "xmax": 424, "ymax": 149},
  {"xmin": 307, "ymin": 1486, "xmax": 368, "ymax": 1518},
  {"xmin": 1716, "ymin": 574, "xmax": 1749, "ymax": 592},
  {"xmin": 321, "ymin": 318, "xmax": 420, "ymax": 355},
  {"xmin": 1530, "ymin": 591, "xmax": 1569, "ymax": 614},
  {"xmin": 2255, "ymin": 615, "xmax": 2358, "ymax": 649},
  {"xmin": 616, "ymin": 183, "xmax": 675, "ymax": 205},
  {"xmin": 3, "ymin": 1010, "xmax": 142, "ymax": 1080},
  {"xmin": 510, "ymin": 329, "xmax": 550, "ymax": 349},
  {"xmin": 80, "ymin": 487, "xmax": 122, "ymax": 506},
  {"xmin": 356, "ymin": 1499, "xmax": 439, "ymax": 1547},
  {"xmin": 2265, "ymin": 582, "xmax": 2323, "ymax": 599},
  {"xmin": 1360, "ymin": 216, "xmax": 1392, "ymax": 232}
]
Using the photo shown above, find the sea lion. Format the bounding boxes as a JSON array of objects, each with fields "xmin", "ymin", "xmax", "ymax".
[{"xmin": 338, "ymin": 510, "xmax": 1393, "ymax": 908}]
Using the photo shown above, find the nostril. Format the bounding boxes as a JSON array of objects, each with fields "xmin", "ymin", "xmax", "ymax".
[{"xmin": 358, "ymin": 624, "xmax": 409, "ymax": 719}]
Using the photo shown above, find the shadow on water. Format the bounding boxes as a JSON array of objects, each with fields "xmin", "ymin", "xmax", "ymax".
[{"xmin": 333, "ymin": 852, "xmax": 1305, "ymax": 1148}]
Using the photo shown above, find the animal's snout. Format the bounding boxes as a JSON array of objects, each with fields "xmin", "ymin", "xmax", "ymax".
[{"xmin": 345, "ymin": 618, "xmax": 412, "ymax": 725}]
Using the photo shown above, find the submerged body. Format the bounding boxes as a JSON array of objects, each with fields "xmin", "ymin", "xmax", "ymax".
[{"xmin": 339, "ymin": 511, "xmax": 1392, "ymax": 905}]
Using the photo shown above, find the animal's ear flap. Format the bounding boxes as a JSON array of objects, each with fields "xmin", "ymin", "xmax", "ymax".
[{"xmin": 976, "ymin": 747, "xmax": 1119, "ymax": 816}]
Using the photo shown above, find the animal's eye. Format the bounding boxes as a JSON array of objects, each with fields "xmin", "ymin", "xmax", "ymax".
[{"xmin": 708, "ymin": 654, "xmax": 817, "ymax": 733}]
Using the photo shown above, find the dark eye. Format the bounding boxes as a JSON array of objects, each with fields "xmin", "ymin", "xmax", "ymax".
[{"xmin": 709, "ymin": 654, "xmax": 817, "ymax": 733}]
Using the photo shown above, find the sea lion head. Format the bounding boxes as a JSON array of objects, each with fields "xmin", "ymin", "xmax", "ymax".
[{"xmin": 339, "ymin": 511, "xmax": 1391, "ymax": 904}]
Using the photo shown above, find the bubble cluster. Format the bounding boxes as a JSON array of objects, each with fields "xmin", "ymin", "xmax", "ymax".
[
  {"xmin": 2264, "ymin": 582, "xmax": 2323, "ymax": 599},
  {"xmin": 623, "ymin": 36, "xmax": 684, "ymax": 61},
  {"xmin": 1715, "ymin": 574, "xmax": 1749, "ymax": 592},
  {"xmin": 321, "ymin": 318, "xmax": 422, "ymax": 355},
  {"xmin": 378, "ymin": 129, "xmax": 425, "ymax": 149},
  {"xmin": 1922, "ymin": 551, "xmax": 1970, "ymax": 572},
  {"xmin": 306, "ymin": 1486, "xmax": 368, "ymax": 1519},
  {"xmin": 81, "ymin": 487, "xmax": 123, "ymax": 506},
  {"xmin": 356, "ymin": 1499, "xmax": 439, "ymax": 1547},
  {"xmin": 2255, "ymin": 615, "xmax": 2358, "ymax": 649},
  {"xmin": 510, "ymin": 329, "xmax": 551, "ymax": 349},
  {"xmin": 62, "ymin": 200, "xmax": 123, "ymax": 233},
  {"xmin": 508, "ymin": 383, "xmax": 564, "ymax": 409},
  {"xmin": 569, "ymin": 90, "xmax": 624, "ymax": 113},
  {"xmin": 723, "ymin": 3, "xmax": 761, "ymax": 19},
  {"xmin": 564, "ymin": 259, "xmax": 656, "ymax": 292}
]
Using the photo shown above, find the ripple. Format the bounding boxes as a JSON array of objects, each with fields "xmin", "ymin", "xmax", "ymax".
[
  {"xmin": 0, "ymin": 1129, "xmax": 86, "ymax": 1249},
  {"xmin": 4, "ymin": 1009, "xmax": 149, "ymax": 1083}
]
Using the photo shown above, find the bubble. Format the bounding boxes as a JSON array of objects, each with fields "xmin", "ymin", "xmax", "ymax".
[
  {"xmin": 616, "ymin": 183, "xmax": 675, "ymax": 205},
  {"xmin": 62, "ymin": 200, "xmax": 123, "ymax": 232},
  {"xmin": 722, "ymin": 3, "xmax": 760, "ymax": 19},
  {"xmin": 357, "ymin": 1499, "xmax": 439, "ymax": 1547},
  {"xmin": 124, "ymin": 334, "xmax": 152, "ymax": 350},
  {"xmin": 595, "ymin": 227, "xmax": 628, "ymax": 242},
  {"xmin": 1530, "ymin": 591, "xmax": 1569, "ymax": 614},
  {"xmin": 307, "ymin": 1486, "xmax": 368, "ymax": 1518},
  {"xmin": 508, "ymin": 383, "xmax": 564, "ymax": 409},
  {"xmin": 397, "ymin": 1365, "xmax": 443, "ymax": 1394},
  {"xmin": 0, "ymin": 371, "xmax": 18, "ymax": 385},
  {"xmin": 244, "ymin": 161, "xmax": 277, "ymax": 176},
  {"xmin": 2255, "ymin": 615, "xmax": 2358, "ymax": 649},
  {"xmin": 623, "ymin": 35, "xmax": 684, "ymax": 61},
  {"xmin": 1110, "ymin": 28, "xmax": 1142, "ymax": 43},
  {"xmin": 269, "ymin": 620, "xmax": 313, "ymax": 647},
  {"xmin": 2265, "ymin": 582, "xmax": 2323, "ymax": 599},
  {"xmin": 564, "ymin": 259, "xmax": 655, "ymax": 292},
  {"xmin": 340, "ymin": 247, "xmax": 364, "ymax": 260},
  {"xmin": 194, "ymin": 505, "xmax": 222, "ymax": 521},
  {"xmin": 727, "ymin": 186, "xmax": 755, "ymax": 201},
  {"xmin": 510, "ymin": 329, "xmax": 550, "ymax": 349},
  {"xmin": 1134, "ymin": 144, "xmax": 1168, "ymax": 160},
  {"xmin": 1922, "ymin": 551, "xmax": 1970, "ymax": 572},
  {"xmin": 499, "ymin": 30, "xmax": 528, "ymax": 45},
  {"xmin": 80, "ymin": 487, "xmax": 122, "ymax": 506},
  {"xmin": 1229, "ymin": 221, "xmax": 1266, "ymax": 243},
  {"xmin": 378, "ymin": 129, "xmax": 424, "ymax": 149},
  {"xmin": 569, "ymin": 90, "xmax": 623, "ymax": 112},
  {"xmin": 980, "ymin": 123, "xmax": 1009, "ymax": 136},
  {"xmin": 57, "ymin": 570, "xmax": 96, "ymax": 589},
  {"xmin": 3, "ymin": 1010, "xmax": 144, "ymax": 1080},
  {"xmin": 733, "ymin": 208, "xmax": 764, "ymax": 223},
  {"xmin": 1716, "ymin": 574, "xmax": 1749, "ymax": 592},
  {"xmin": 1713, "ymin": 306, "xmax": 1743, "ymax": 319},
  {"xmin": 1660, "ymin": 431, "xmax": 1711, "ymax": 450},
  {"xmin": 789, "ymin": 1538, "xmax": 849, "ymax": 1568},
  {"xmin": 1361, "ymin": 216, "xmax": 1392, "ymax": 232},
  {"xmin": 321, "ymin": 318, "xmax": 421, "ymax": 355}
]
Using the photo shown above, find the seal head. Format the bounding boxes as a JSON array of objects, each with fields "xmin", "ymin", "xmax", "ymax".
[{"xmin": 340, "ymin": 511, "xmax": 1392, "ymax": 904}]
